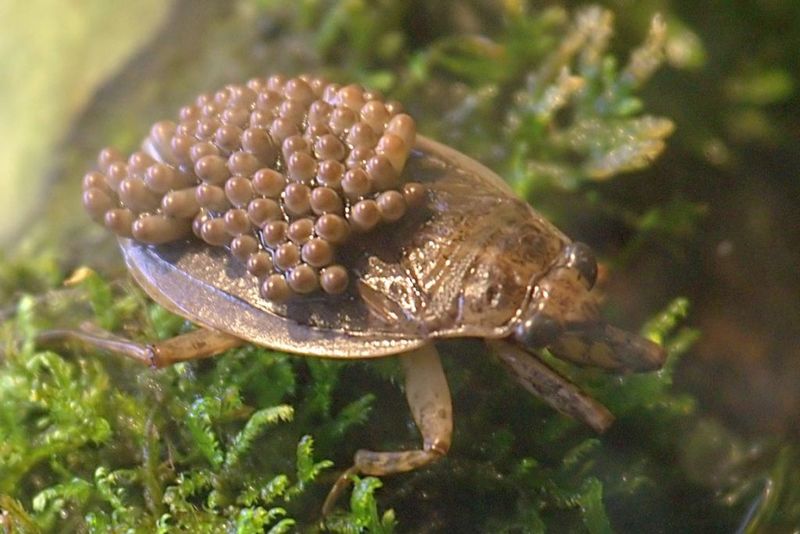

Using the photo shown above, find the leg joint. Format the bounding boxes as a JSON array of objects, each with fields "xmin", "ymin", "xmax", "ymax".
[
  {"xmin": 146, "ymin": 345, "xmax": 162, "ymax": 369},
  {"xmin": 426, "ymin": 438, "xmax": 450, "ymax": 457}
]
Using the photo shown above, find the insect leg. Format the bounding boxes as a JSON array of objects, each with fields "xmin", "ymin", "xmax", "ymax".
[
  {"xmin": 36, "ymin": 325, "xmax": 243, "ymax": 368},
  {"xmin": 487, "ymin": 339, "xmax": 614, "ymax": 433},
  {"xmin": 323, "ymin": 343, "xmax": 452, "ymax": 514}
]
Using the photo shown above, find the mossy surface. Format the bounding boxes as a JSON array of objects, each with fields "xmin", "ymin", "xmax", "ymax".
[{"xmin": 2, "ymin": 1, "xmax": 800, "ymax": 532}]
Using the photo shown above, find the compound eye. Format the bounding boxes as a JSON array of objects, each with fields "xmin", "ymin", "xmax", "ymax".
[
  {"xmin": 514, "ymin": 312, "xmax": 561, "ymax": 349},
  {"xmin": 565, "ymin": 242, "xmax": 598, "ymax": 290}
]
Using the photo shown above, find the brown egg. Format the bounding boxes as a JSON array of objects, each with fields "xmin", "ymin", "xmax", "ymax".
[
  {"xmin": 256, "ymin": 90, "xmax": 281, "ymax": 111},
  {"xmin": 214, "ymin": 124, "xmax": 243, "ymax": 153},
  {"xmin": 190, "ymin": 141, "xmax": 220, "ymax": 164},
  {"xmin": 224, "ymin": 176, "xmax": 255, "ymax": 207},
  {"xmin": 82, "ymin": 171, "xmax": 112, "ymax": 195},
  {"xmin": 195, "ymin": 183, "xmax": 230, "ymax": 211},
  {"xmin": 384, "ymin": 99, "xmax": 404, "ymax": 115},
  {"xmin": 282, "ymin": 135, "xmax": 310, "ymax": 162},
  {"xmin": 310, "ymin": 187, "xmax": 344, "ymax": 215},
  {"xmin": 402, "ymin": 181, "xmax": 427, "ymax": 207},
  {"xmin": 386, "ymin": 113, "xmax": 416, "ymax": 148},
  {"xmin": 128, "ymin": 151, "xmax": 156, "ymax": 178},
  {"xmin": 317, "ymin": 159, "xmax": 345, "ymax": 189},
  {"xmin": 200, "ymin": 217, "xmax": 230, "ymax": 246},
  {"xmin": 322, "ymin": 83, "xmax": 341, "ymax": 105},
  {"xmin": 241, "ymin": 127, "xmax": 277, "ymax": 165},
  {"xmin": 279, "ymin": 99, "xmax": 307, "ymax": 124},
  {"xmin": 196, "ymin": 117, "xmax": 221, "ymax": 140},
  {"xmin": 145, "ymin": 163, "xmax": 188, "ymax": 194},
  {"xmin": 365, "ymin": 155, "xmax": 399, "ymax": 191},
  {"xmin": 247, "ymin": 250, "xmax": 273, "ymax": 277},
  {"xmin": 286, "ymin": 152, "xmax": 316, "ymax": 184},
  {"xmin": 252, "ymin": 169, "xmax": 286, "ymax": 198},
  {"xmin": 283, "ymin": 183, "xmax": 311, "ymax": 216},
  {"xmin": 148, "ymin": 121, "xmax": 177, "ymax": 163},
  {"xmin": 83, "ymin": 188, "xmax": 114, "ymax": 221},
  {"xmin": 221, "ymin": 107, "xmax": 250, "ymax": 128},
  {"xmin": 247, "ymin": 77, "xmax": 268, "ymax": 92},
  {"xmin": 231, "ymin": 235, "xmax": 259, "ymax": 262},
  {"xmin": 203, "ymin": 101, "xmax": 222, "ymax": 116},
  {"xmin": 274, "ymin": 242, "xmax": 301, "ymax": 271},
  {"xmin": 195, "ymin": 155, "xmax": 230, "ymax": 185},
  {"xmin": 104, "ymin": 208, "xmax": 134, "ymax": 237},
  {"xmin": 224, "ymin": 208, "xmax": 251, "ymax": 235},
  {"xmin": 329, "ymin": 107, "xmax": 357, "ymax": 135},
  {"xmin": 337, "ymin": 84, "xmax": 365, "ymax": 112},
  {"xmin": 377, "ymin": 190, "xmax": 407, "ymax": 222},
  {"xmin": 375, "ymin": 133, "xmax": 408, "ymax": 172},
  {"xmin": 161, "ymin": 187, "xmax": 200, "ymax": 218},
  {"xmin": 307, "ymin": 76, "xmax": 328, "ymax": 97},
  {"xmin": 247, "ymin": 198, "xmax": 282, "ymax": 226},
  {"xmin": 314, "ymin": 134, "xmax": 346, "ymax": 161},
  {"xmin": 283, "ymin": 78, "xmax": 314, "ymax": 105},
  {"xmin": 314, "ymin": 213, "xmax": 350, "ymax": 245},
  {"xmin": 213, "ymin": 88, "xmax": 231, "ymax": 106},
  {"xmin": 269, "ymin": 117, "xmax": 300, "ymax": 143},
  {"xmin": 346, "ymin": 147, "xmax": 374, "ymax": 169},
  {"xmin": 212, "ymin": 91, "xmax": 231, "ymax": 107},
  {"xmin": 132, "ymin": 215, "xmax": 191, "ymax": 244},
  {"xmin": 195, "ymin": 92, "xmax": 213, "ymax": 107},
  {"xmin": 192, "ymin": 209, "xmax": 211, "ymax": 239},
  {"xmin": 97, "ymin": 147, "xmax": 123, "ymax": 174},
  {"xmin": 341, "ymin": 168, "xmax": 372, "ymax": 199},
  {"xmin": 301, "ymin": 238, "xmax": 334, "ymax": 267},
  {"xmin": 262, "ymin": 220, "xmax": 288, "ymax": 246},
  {"xmin": 250, "ymin": 109, "xmax": 274, "ymax": 129},
  {"xmin": 287, "ymin": 218, "xmax": 314, "ymax": 244},
  {"xmin": 119, "ymin": 177, "xmax": 160, "ymax": 212},
  {"xmin": 227, "ymin": 151, "xmax": 260, "ymax": 177},
  {"xmin": 106, "ymin": 161, "xmax": 129, "ymax": 192},
  {"xmin": 346, "ymin": 122, "xmax": 378, "ymax": 149},
  {"xmin": 170, "ymin": 134, "xmax": 195, "ymax": 166},
  {"xmin": 229, "ymin": 85, "xmax": 257, "ymax": 107},
  {"xmin": 362, "ymin": 89, "xmax": 383, "ymax": 102},
  {"xmin": 360, "ymin": 100, "xmax": 390, "ymax": 134},
  {"xmin": 305, "ymin": 122, "xmax": 331, "ymax": 141},
  {"xmin": 287, "ymin": 264, "xmax": 319, "ymax": 294},
  {"xmin": 320, "ymin": 264, "xmax": 349, "ymax": 295},
  {"xmin": 349, "ymin": 199, "xmax": 381, "ymax": 232},
  {"xmin": 307, "ymin": 100, "xmax": 333, "ymax": 126},
  {"xmin": 179, "ymin": 104, "xmax": 200, "ymax": 122},
  {"xmin": 261, "ymin": 274, "xmax": 292, "ymax": 301},
  {"xmin": 176, "ymin": 122, "xmax": 196, "ymax": 138}
]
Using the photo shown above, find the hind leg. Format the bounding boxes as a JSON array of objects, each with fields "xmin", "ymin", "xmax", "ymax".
[
  {"xmin": 36, "ymin": 324, "xmax": 243, "ymax": 368},
  {"xmin": 323, "ymin": 343, "xmax": 452, "ymax": 514}
]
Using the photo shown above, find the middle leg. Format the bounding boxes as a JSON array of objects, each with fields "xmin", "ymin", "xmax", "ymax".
[{"xmin": 323, "ymin": 343, "xmax": 452, "ymax": 513}]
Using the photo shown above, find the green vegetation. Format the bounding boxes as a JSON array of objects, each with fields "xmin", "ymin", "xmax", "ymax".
[{"xmin": 2, "ymin": 1, "xmax": 800, "ymax": 532}]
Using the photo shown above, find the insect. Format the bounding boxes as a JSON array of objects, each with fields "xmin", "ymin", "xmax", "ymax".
[{"xmin": 43, "ymin": 74, "xmax": 666, "ymax": 512}]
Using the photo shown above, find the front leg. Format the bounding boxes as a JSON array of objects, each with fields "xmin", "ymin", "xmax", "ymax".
[
  {"xmin": 323, "ymin": 343, "xmax": 452, "ymax": 514},
  {"xmin": 487, "ymin": 339, "xmax": 614, "ymax": 433}
]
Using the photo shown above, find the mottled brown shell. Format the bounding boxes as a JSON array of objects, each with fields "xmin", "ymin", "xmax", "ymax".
[{"xmin": 82, "ymin": 74, "xmax": 573, "ymax": 358}]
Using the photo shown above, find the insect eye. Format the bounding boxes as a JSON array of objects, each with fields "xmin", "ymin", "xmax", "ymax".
[
  {"xmin": 514, "ymin": 312, "xmax": 561, "ymax": 349},
  {"xmin": 564, "ymin": 242, "xmax": 597, "ymax": 290}
]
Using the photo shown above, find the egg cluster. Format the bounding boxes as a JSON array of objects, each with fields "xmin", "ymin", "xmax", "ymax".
[{"xmin": 81, "ymin": 74, "xmax": 426, "ymax": 301}]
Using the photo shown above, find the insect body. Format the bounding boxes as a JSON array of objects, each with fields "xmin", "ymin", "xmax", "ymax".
[{"xmin": 57, "ymin": 74, "xmax": 666, "ymax": 511}]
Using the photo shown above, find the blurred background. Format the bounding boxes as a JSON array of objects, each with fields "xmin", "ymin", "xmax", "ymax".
[{"xmin": 1, "ymin": 0, "xmax": 799, "ymax": 531}]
